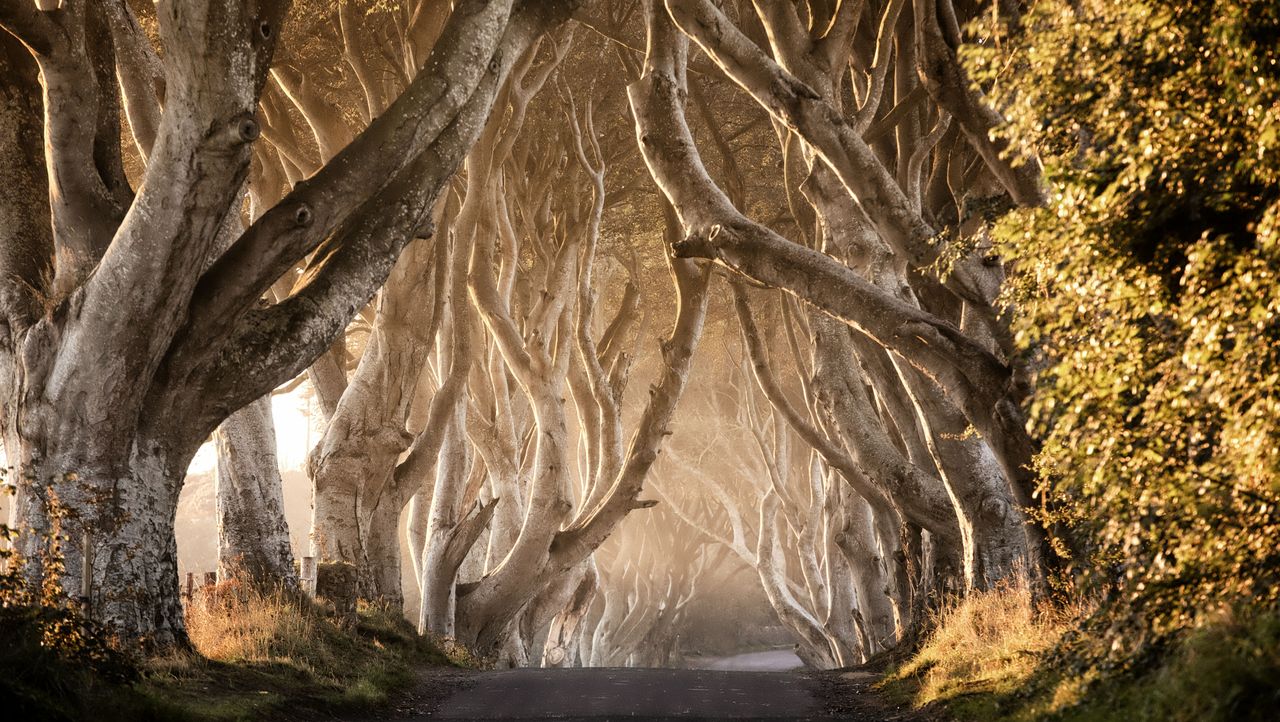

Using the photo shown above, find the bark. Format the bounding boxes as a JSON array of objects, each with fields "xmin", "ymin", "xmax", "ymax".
[
  {"xmin": 0, "ymin": 35, "xmax": 50, "ymax": 343},
  {"xmin": 731, "ymin": 284, "xmax": 961, "ymax": 579},
  {"xmin": 418, "ymin": 411, "xmax": 463, "ymax": 635},
  {"xmin": 541, "ymin": 561, "xmax": 597, "ymax": 668},
  {"xmin": 306, "ymin": 230, "xmax": 438, "ymax": 585},
  {"xmin": 0, "ymin": 0, "xmax": 580, "ymax": 648},
  {"xmin": 443, "ymin": 30, "xmax": 696, "ymax": 657},
  {"xmin": 214, "ymin": 396, "xmax": 297, "ymax": 588},
  {"xmin": 757, "ymin": 493, "xmax": 839, "ymax": 669},
  {"xmin": 832, "ymin": 484, "xmax": 898, "ymax": 653},
  {"xmin": 361, "ymin": 490, "xmax": 405, "ymax": 608},
  {"xmin": 910, "ymin": 0, "xmax": 1044, "ymax": 207},
  {"xmin": 809, "ymin": 311, "xmax": 963, "ymax": 557},
  {"xmin": 9, "ymin": 432, "xmax": 195, "ymax": 649},
  {"xmin": 103, "ymin": 0, "xmax": 162, "ymax": 162},
  {"xmin": 889, "ymin": 357, "xmax": 1032, "ymax": 589}
]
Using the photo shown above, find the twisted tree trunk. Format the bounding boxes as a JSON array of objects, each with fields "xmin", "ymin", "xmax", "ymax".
[
  {"xmin": 215, "ymin": 396, "xmax": 297, "ymax": 588},
  {"xmin": 0, "ymin": 0, "xmax": 580, "ymax": 649}
]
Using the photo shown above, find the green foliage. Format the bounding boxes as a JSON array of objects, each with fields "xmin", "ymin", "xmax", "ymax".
[{"xmin": 964, "ymin": 0, "xmax": 1280, "ymax": 657}]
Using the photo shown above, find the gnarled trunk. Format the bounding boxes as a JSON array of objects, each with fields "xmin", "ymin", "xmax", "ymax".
[
  {"xmin": 542, "ymin": 561, "xmax": 597, "ymax": 667},
  {"xmin": 9, "ymin": 427, "xmax": 193, "ymax": 649},
  {"xmin": 215, "ymin": 395, "xmax": 297, "ymax": 588}
]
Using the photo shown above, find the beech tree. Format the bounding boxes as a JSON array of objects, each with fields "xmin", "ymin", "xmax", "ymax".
[
  {"xmin": 0, "ymin": 0, "xmax": 578, "ymax": 648},
  {"xmin": 580, "ymin": 509, "xmax": 720, "ymax": 667},
  {"xmin": 629, "ymin": 0, "xmax": 1046, "ymax": 596},
  {"xmin": 2, "ymin": 0, "xmax": 1059, "ymax": 667},
  {"xmin": 652, "ymin": 359, "xmax": 892, "ymax": 669},
  {"xmin": 422, "ymin": 45, "xmax": 710, "ymax": 661}
]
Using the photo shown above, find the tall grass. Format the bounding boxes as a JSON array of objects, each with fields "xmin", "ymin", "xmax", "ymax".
[
  {"xmin": 890, "ymin": 581, "xmax": 1082, "ymax": 714},
  {"xmin": 186, "ymin": 579, "xmax": 335, "ymax": 668},
  {"xmin": 887, "ymin": 583, "xmax": 1280, "ymax": 721},
  {"xmin": 160, "ymin": 578, "xmax": 459, "ymax": 711}
]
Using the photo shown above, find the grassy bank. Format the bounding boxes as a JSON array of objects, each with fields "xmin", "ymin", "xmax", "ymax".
[
  {"xmin": 2, "ymin": 580, "xmax": 472, "ymax": 722},
  {"xmin": 882, "ymin": 587, "xmax": 1280, "ymax": 722}
]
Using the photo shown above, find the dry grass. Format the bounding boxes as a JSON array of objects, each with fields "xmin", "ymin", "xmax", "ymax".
[
  {"xmin": 887, "ymin": 583, "xmax": 1280, "ymax": 721},
  {"xmin": 185, "ymin": 579, "xmax": 330, "ymax": 667},
  {"xmin": 889, "ymin": 581, "xmax": 1086, "ymax": 715},
  {"xmin": 127, "ymin": 579, "xmax": 462, "ymax": 720},
  {"xmin": 0, "ymin": 572, "xmax": 464, "ymax": 721}
]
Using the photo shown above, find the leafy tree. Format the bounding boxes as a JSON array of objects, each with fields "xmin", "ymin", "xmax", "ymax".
[{"xmin": 976, "ymin": 0, "xmax": 1280, "ymax": 653}]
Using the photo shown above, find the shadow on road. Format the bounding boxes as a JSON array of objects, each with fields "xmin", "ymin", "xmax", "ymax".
[{"xmin": 360, "ymin": 665, "xmax": 947, "ymax": 722}]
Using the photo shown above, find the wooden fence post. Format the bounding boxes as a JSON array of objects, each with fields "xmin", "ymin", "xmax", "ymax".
[
  {"xmin": 79, "ymin": 529, "xmax": 92, "ymax": 611},
  {"xmin": 300, "ymin": 556, "xmax": 317, "ymax": 597}
]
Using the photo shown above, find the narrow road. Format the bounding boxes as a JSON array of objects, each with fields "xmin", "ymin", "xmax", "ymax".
[
  {"xmin": 374, "ymin": 666, "xmax": 942, "ymax": 722},
  {"xmin": 687, "ymin": 649, "xmax": 805, "ymax": 671}
]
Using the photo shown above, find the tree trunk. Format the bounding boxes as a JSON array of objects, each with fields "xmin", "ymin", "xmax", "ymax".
[
  {"xmin": 359, "ymin": 491, "xmax": 404, "ymax": 607},
  {"xmin": 542, "ymin": 561, "xmax": 597, "ymax": 667},
  {"xmin": 419, "ymin": 406, "xmax": 470, "ymax": 636},
  {"xmin": 833, "ymin": 487, "xmax": 898, "ymax": 654},
  {"xmin": 889, "ymin": 357, "xmax": 1031, "ymax": 589},
  {"xmin": 755, "ymin": 494, "xmax": 840, "ymax": 669},
  {"xmin": 10, "ymin": 431, "xmax": 192, "ymax": 649},
  {"xmin": 215, "ymin": 395, "xmax": 297, "ymax": 588},
  {"xmin": 310, "ymin": 467, "xmax": 363, "ymax": 568}
]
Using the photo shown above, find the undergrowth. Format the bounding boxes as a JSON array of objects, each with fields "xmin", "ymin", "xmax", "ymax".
[
  {"xmin": 0, "ymin": 569, "xmax": 470, "ymax": 721},
  {"xmin": 884, "ymin": 584, "xmax": 1280, "ymax": 722},
  {"xmin": 135, "ymin": 579, "xmax": 465, "ymax": 721},
  {"xmin": 1, "ymin": 507, "xmax": 142, "ymax": 721}
]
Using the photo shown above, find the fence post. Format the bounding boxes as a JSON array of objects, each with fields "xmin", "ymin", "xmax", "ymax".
[
  {"xmin": 300, "ymin": 556, "xmax": 317, "ymax": 597},
  {"xmin": 203, "ymin": 571, "xmax": 217, "ymax": 608},
  {"xmin": 184, "ymin": 572, "xmax": 194, "ymax": 604},
  {"xmin": 79, "ymin": 529, "xmax": 92, "ymax": 611}
]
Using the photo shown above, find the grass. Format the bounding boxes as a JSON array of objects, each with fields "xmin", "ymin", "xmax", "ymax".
[
  {"xmin": 883, "ymin": 584, "xmax": 1280, "ymax": 722},
  {"xmin": 1, "ymin": 579, "xmax": 472, "ymax": 722},
  {"xmin": 142, "ymin": 579, "xmax": 473, "ymax": 720},
  {"xmin": 882, "ymin": 581, "xmax": 1081, "ymax": 719}
]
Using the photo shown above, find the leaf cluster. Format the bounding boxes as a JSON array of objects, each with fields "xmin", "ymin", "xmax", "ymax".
[{"xmin": 971, "ymin": 0, "xmax": 1280, "ymax": 659}]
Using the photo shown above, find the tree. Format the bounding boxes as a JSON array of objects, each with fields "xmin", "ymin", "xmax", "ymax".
[
  {"xmin": 628, "ymin": 0, "xmax": 1044, "ymax": 600},
  {"xmin": 214, "ymin": 397, "xmax": 297, "ymax": 588},
  {"xmin": 979, "ymin": 0, "xmax": 1280, "ymax": 650},
  {"xmin": 0, "ymin": 0, "xmax": 578, "ymax": 649}
]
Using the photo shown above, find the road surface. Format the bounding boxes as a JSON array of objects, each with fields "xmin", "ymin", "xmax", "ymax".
[
  {"xmin": 371, "ymin": 664, "xmax": 942, "ymax": 722},
  {"xmin": 686, "ymin": 649, "xmax": 805, "ymax": 672}
]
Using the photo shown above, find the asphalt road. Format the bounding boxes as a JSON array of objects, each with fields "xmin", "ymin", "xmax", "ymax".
[
  {"xmin": 373, "ymin": 664, "xmax": 942, "ymax": 722},
  {"xmin": 686, "ymin": 649, "xmax": 805, "ymax": 672},
  {"xmin": 432, "ymin": 667, "xmax": 818, "ymax": 720}
]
